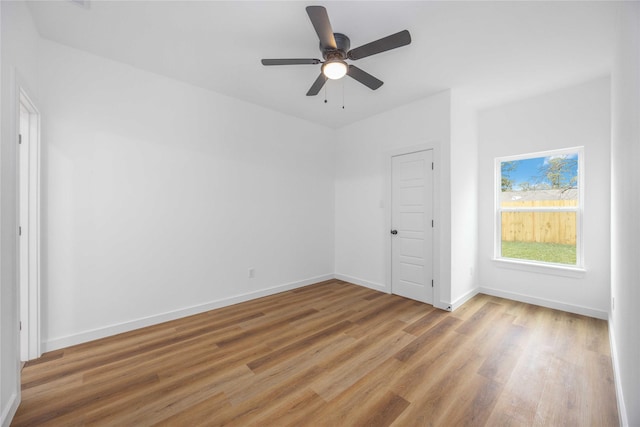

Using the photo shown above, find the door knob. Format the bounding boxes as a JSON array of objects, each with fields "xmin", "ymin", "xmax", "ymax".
[{"xmin": 390, "ymin": 229, "xmax": 398, "ymax": 235}]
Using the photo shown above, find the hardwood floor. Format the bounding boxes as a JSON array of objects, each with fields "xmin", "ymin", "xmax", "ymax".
[{"xmin": 13, "ymin": 280, "xmax": 619, "ymax": 426}]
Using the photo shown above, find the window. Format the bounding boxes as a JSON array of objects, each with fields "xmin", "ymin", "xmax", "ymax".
[{"xmin": 495, "ymin": 147, "xmax": 583, "ymax": 269}]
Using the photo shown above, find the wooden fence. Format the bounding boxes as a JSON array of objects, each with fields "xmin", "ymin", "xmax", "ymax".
[{"xmin": 501, "ymin": 200, "xmax": 577, "ymax": 245}]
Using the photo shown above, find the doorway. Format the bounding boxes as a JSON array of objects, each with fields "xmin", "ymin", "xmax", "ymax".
[
  {"xmin": 18, "ymin": 88, "xmax": 41, "ymax": 361},
  {"xmin": 390, "ymin": 149, "xmax": 434, "ymax": 304}
]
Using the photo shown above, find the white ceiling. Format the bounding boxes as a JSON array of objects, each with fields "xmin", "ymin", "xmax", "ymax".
[{"xmin": 26, "ymin": 1, "xmax": 617, "ymax": 128}]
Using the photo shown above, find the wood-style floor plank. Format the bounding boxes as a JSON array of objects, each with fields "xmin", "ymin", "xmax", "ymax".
[{"xmin": 13, "ymin": 280, "xmax": 619, "ymax": 426}]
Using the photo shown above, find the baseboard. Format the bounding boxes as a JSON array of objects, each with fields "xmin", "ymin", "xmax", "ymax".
[
  {"xmin": 1, "ymin": 392, "xmax": 19, "ymax": 427},
  {"xmin": 478, "ymin": 286, "xmax": 608, "ymax": 320},
  {"xmin": 451, "ymin": 287, "xmax": 480, "ymax": 311},
  {"xmin": 334, "ymin": 273, "xmax": 387, "ymax": 293},
  {"xmin": 608, "ymin": 315, "xmax": 629, "ymax": 426},
  {"xmin": 43, "ymin": 273, "xmax": 334, "ymax": 352},
  {"xmin": 336, "ymin": 274, "xmax": 475, "ymax": 312}
]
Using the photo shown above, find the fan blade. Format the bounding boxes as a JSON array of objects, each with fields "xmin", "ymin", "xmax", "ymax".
[
  {"xmin": 306, "ymin": 6, "xmax": 336, "ymax": 49},
  {"xmin": 261, "ymin": 58, "xmax": 321, "ymax": 66},
  {"xmin": 306, "ymin": 73, "xmax": 328, "ymax": 96},
  {"xmin": 347, "ymin": 65, "xmax": 383, "ymax": 90},
  {"xmin": 347, "ymin": 30, "xmax": 411, "ymax": 60}
]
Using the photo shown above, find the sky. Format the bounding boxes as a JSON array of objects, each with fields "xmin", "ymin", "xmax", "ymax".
[
  {"xmin": 509, "ymin": 157, "xmax": 543, "ymax": 186},
  {"xmin": 502, "ymin": 153, "xmax": 578, "ymax": 190}
]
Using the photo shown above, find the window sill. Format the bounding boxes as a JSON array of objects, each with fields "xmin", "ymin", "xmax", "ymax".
[{"xmin": 492, "ymin": 258, "xmax": 586, "ymax": 278}]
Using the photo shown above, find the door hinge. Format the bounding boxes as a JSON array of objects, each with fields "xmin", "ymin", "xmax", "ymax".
[
  {"xmin": 19, "ymin": 321, "xmax": 22, "ymax": 331},
  {"xmin": 431, "ymin": 220, "xmax": 434, "ymax": 228},
  {"xmin": 19, "ymin": 226, "xmax": 22, "ymax": 236},
  {"xmin": 432, "ymin": 162, "xmax": 434, "ymax": 170},
  {"xmin": 431, "ymin": 280, "xmax": 434, "ymax": 288},
  {"xmin": 18, "ymin": 134, "xmax": 22, "ymax": 145}
]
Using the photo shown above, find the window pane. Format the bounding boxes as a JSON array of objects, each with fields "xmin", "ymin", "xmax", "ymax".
[
  {"xmin": 501, "ymin": 211, "xmax": 576, "ymax": 265},
  {"xmin": 500, "ymin": 154, "xmax": 578, "ymax": 208}
]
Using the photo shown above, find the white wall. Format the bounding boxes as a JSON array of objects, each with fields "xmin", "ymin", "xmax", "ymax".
[
  {"xmin": 450, "ymin": 92, "xmax": 479, "ymax": 307},
  {"xmin": 38, "ymin": 40, "xmax": 335, "ymax": 350},
  {"xmin": 478, "ymin": 77, "xmax": 611, "ymax": 319},
  {"xmin": 610, "ymin": 2, "xmax": 640, "ymax": 425},
  {"xmin": 334, "ymin": 91, "xmax": 453, "ymax": 310},
  {"xmin": 0, "ymin": 1, "xmax": 40, "ymax": 425}
]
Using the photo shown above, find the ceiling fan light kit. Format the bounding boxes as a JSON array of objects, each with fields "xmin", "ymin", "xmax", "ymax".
[
  {"xmin": 261, "ymin": 5, "xmax": 411, "ymax": 96},
  {"xmin": 322, "ymin": 59, "xmax": 348, "ymax": 80}
]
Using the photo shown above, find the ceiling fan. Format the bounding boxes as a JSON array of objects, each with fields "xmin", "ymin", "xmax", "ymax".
[{"xmin": 261, "ymin": 6, "xmax": 412, "ymax": 96}]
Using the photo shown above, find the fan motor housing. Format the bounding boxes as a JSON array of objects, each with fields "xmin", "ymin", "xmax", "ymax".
[{"xmin": 321, "ymin": 33, "xmax": 350, "ymax": 60}]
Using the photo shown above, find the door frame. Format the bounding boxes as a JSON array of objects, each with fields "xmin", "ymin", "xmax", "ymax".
[
  {"xmin": 384, "ymin": 143, "xmax": 440, "ymax": 306},
  {"xmin": 17, "ymin": 84, "xmax": 41, "ymax": 361}
]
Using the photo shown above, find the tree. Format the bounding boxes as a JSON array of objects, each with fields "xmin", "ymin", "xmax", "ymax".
[
  {"xmin": 501, "ymin": 161, "xmax": 518, "ymax": 192},
  {"xmin": 537, "ymin": 156, "xmax": 577, "ymax": 189},
  {"xmin": 519, "ymin": 181, "xmax": 533, "ymax": 191}
]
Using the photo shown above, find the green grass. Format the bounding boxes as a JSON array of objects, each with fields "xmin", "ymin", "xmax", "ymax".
[{"xmin": 501, "ymin": 240, "xmax": 576, "ymax": 265}]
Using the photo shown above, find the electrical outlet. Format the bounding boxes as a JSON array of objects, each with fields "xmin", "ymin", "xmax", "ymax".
[{"xmin": 248, "ymin": 268, "xmax": 255, "ymax": 278}]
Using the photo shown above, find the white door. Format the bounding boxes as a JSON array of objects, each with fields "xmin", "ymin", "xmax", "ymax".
[
  {"xmin": 19, "ymin": 102, "xmax": 30, "ymax": 360},
  {"xmin": 18, "ymin": 89, "xmax": 41, "ymax": 361},
  {"xmin": 391, "ymin": 150, "xmax": 433, "ymax": 304}
]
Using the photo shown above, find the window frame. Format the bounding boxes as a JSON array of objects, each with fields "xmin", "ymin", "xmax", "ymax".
[{"xmin": 494, "ymin": 147, "xmax": 585, "ymax": 272}]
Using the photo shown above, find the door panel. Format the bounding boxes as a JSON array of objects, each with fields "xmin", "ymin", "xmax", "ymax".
[
  {"xmin": 401, "ymin": 238, "xmax": 423, "ymax": 259},
  {"xmin": 391, "ymin": 150, "xmax": 433, "ymax": 304}
]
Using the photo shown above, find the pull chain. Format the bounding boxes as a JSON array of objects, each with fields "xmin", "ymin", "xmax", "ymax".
[{"xmin": 321, "ymin": 81, "xmax": 346, "ymax": 109}]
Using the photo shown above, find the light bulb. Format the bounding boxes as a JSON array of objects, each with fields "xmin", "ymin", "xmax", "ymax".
[{"xmin": 322, "ymin": 60, "xmax": 348, "ymax": 80}]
